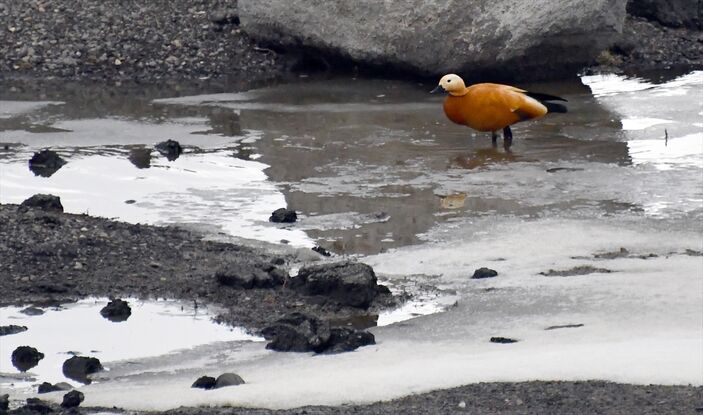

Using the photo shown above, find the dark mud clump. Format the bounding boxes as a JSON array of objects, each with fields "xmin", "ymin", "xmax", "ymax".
[
  {"xmin": 261, "ymin": 312, "xmax": 375, "ymax": 354},
  {"xmin": 269, "ymin": 208, "xmax": 298, "ymax": 223},
  {"xmin": 471, "ymin": 267, "xmax": 498, "ymax": 279},
  {"xmin": 490, "ymin": 336, "xmax": 519, "ymax": 344},
  {"xmin": 100, "ymin": 298, "xmax": 132, "ymax": 322},
  {"xmin": 0, "ymin": 325, "xmax": 28, "ymax": 336},
  {"xmin": 62, "ymin": 356, "xmax": 103, "ymax": 384},
  {"xmin": 19, "ymin": 194, "xmax": 63, "ymax": 213},
  {"xmin": 28, "ymin": 150, "xmax": 67, "ymax": 178},
  {"xmin": 540, "ymin": 265, "xmax": 613, "ymax": 277},
  {"xmin": 11, "ymin": 346, "xmax": 44, "ymax": 371},
  {"xmin": 155, "ymin": 139, "xmax": 183, "ymax": 161}
]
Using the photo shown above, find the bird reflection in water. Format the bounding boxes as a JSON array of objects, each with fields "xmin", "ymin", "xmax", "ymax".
[{"xmin": 451, "ymin": 147, "xmax": 519, "ymax": 170}]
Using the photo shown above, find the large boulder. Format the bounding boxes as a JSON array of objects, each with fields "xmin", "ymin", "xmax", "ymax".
[
  {"xmin": 289, "ymin": 261, "xmax": 379, "ymax": 308},
  {"xmin": 239, "ymin": 0, "xmax": 628, "ymax": 80},
  {"xmin": 627, "ymin": 0, "xmax": 701, "ymax": 29}
]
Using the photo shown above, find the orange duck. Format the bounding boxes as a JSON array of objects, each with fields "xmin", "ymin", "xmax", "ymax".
[{"xmin": 431, "ymin": 74, "xmax": 567, "ymax": 148}]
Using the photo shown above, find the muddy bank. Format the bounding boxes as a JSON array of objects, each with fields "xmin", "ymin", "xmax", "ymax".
[{"xmin": 0, "ymin": 203, "xmax": 395, "ymax": 332}]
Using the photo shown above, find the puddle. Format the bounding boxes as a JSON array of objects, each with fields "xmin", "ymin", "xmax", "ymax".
[{"xmin": 0, "ymin": 298, "xmax": 262, "ymax": 389}]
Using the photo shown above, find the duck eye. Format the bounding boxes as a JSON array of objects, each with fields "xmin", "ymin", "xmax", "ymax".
[{"xmin": 447, "ymin": 80, "xmax": 452, "ymax": 83}]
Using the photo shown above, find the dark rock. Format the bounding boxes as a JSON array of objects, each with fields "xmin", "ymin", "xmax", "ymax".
[
  {"xmin": 290, "ymin": 261, "xmax": 378, "ymax": 308},
  {"xmin": 20, "ymin": 194, "xmax": 64, "ymax": 213},
  {"xmin": 17, "ymin": 398, "xmax": 53, "ymax": 414},
  {"xmin": 261, "ymin": 312, "xmax": 374, "ymax": 353},
  {"xmin": 20, "ymin": 306, "xmax": 45, "ymax": 315},
  {"xmin": 0, "ymin": 394, "xmax": 7, "ymax": 411},
  {"xmin": 29, "ymin": 149, "xmax": 67, "ymax": 177},
  {"xmin": 627, "ymin": 0, "xmax": 701, "ymax": 29},
  {"xmin": 99, "ymin": 298, "xmax": 132, "ymax": 322},
  {"xmin": 545, "ymin": 324, "xmax": 585, "ymax": 330},
  {"xmin": 38, "ymin": 381, "xmax": 73, "ymax": 394},
  {"xmin": 312, "ymin": 246, "xmax": 331, "ymax": 256},
  {"xmin": 594, "ymin": 247, "xmax": 630, "ymax": 259},
  {"xmin": 376, "ymin": 284, "xmax": 392, "ymax": 295},
  {"xmin": 214, "ymin": 372, "xmax": 245, "ymax": 388},
  {"xmin": 11, "ymin": 346, "xmax": 45, "ymax": 371},
  {"xmin": 62, "ymin": 356, "xmax": 103, "ymax": 384},
  {"xmin": 546, "ymin": 167, "xmax": 584, "ymax": 173},
  {"xmin": 540, "ymin": 266, "xmax": 613, "ymax": 277},
  {"xmin": 240, "ymin": 0, "xmax": 627, "ymax": 81},
  {"xmin": 0, "ymin": 324, "xmax": 28, "ymax": 336},
  {"xmin": 215, "ymin": 264, "xmax": 286, "ymax": 289},
  {"xmin": 471, "ymin": 267, "xmax": 498, "ymax": 279},
  {"xmin": 61, "ymin": 390, "xmax": 84, "ymax": 408},
  {"xmin": 155, "ymin": 139, "xmax": 183, "ymax": 161},
  {"xmin": 269, "ymin": 208, "xmax": 297, "ymax": 223},
  {"xmin": 490, "ymin": 336, "xmax": 518, "ymax": 344},
  {"xmin": 323, "ymin": 327, "xmax": 376, "ymax": 354},
  {"xmin": 128, "ymin": 147, "xmax": 152, "ymax": 169},
  {"xmin": 192, "ymin": 375, "xmax": 217, "ymax": 389}
]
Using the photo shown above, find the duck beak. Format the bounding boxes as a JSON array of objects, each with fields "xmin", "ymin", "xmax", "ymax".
[{"xmin": 430, "ymin": 84, "xmax": 445, "ymax": 94}]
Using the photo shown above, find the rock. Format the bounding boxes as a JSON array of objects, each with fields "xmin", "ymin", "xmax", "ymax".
[
  {"xmin": 99, "ymin": 298, "xmax": 132, "ymax": 322},
  {"xmin": 38, "ymin": 381, "xmax": 73, "ymax": 394},
  {"xmin": 128, "ymin": 147, "xmax": 152, "ymax": 169},
  {"xmin": 28, "ymin": 149, "xmax": 67, "ymax": 177},
  {"xmin": 62, "ymin": 356, "xmax": 103, "ymax": 384},
  {"xmin": 11, "ymin": 346, "xmax": 45, "ymax": 371},
  {"xmin": 540, "ymin": 265, "xmax": 613, "ymax": 277},
  {"xmin": 19, "ymin": 398, "xmax": 54, "ymax": 414},
  {"xmin": 0, "ymin": 394, "xmax": 7, "ymax": 411},
  {"xmin": 192, "ymin": 375, "xmax": 217, "ymax": 389},
  {"xmin": 490, "ymin": 336, "xmax": 519, "ymax": 344},
  {"xmin": 239, "ymin": 0, "xmax": 628, "ymax": 80},
  {"xmin": 471, "ymin": 267, "xmax": 498, "ymax": 279},
  {"xmin": 215, "ymin": 264, "xmax": 286, "ymax": 289},
  {"xmin": 0, "ymin": 324, "xmax": 28, "ymax": 336},
  {"xmin": 155, "ymin": 139, "xmax": 183, "ymax": 161},
  {"xmin": 61, "ymin": 390, "xmax": 84, "ymax": 408},
  {"xmin": 269, "ymin": 207, "xmax": 297, "ymax": 223},
  {"xmin": 20, "ymin": 306, "xmax": 45, "ymax": 316},
  {"xmin": 209, "ymin": 8, "xmax": 240, "ymax": 26},
  {"xmin": 290, "ymin": 261, "xmax": 379, "ymax": 308},
  {"xmin": 312, "ymin": 246, "xmax": 331, "ymax": 257},
  {"xmin": 545, "ymin": 324, "xmax": 585, "ymax": 330},
  {"xmin": 20, "ymin": 194, "xmax": 64, "ymax": 213},
  {"xmin": 214, "ymin": 372, "xmax": 245, "ymax": 388},
  {"xmin": 627, "ymin": 0, "xmax": 701, "ymax": 29},
  {"xmin": 261, "ymin": 312, "xmax": 374, "ymax": 353}
]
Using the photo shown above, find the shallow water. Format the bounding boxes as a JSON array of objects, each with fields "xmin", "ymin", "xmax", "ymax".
[{"xmin": 0, "ymin": 71, "xmax": 702, "ymax": 409}]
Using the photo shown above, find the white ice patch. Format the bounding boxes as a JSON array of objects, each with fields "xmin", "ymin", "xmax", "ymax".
[
  {"xmin": 0, "ymin": 100, "xmax": 64, "ymax": 119},
  {"xmin": 627, "ymin": 132, "xmax": 703, "ymax": 170},
  {"xmin": 620, "ymin": 117, "xmax": 672, "ymax": 130},
  {"xmin": 0, "ymin": 151, "xmax": 313, "ymax": 246},
  {"xmin": 31, "ymin": 219, "xmax": 701, "ymax": 411}
]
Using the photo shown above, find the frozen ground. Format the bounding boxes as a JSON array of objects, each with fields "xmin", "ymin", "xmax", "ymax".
[{"xmin": 0, "ymin": 71, "xmax": 701, "ymax": 410}]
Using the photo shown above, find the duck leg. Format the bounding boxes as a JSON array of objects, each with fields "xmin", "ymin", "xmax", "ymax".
[
  {"xmin": 502, "ymin": 126, "xmax": 513, "ymax": 149},
  {"xmin": 491, "ymin": 131, "xmax": 498, "ymax": 147}
]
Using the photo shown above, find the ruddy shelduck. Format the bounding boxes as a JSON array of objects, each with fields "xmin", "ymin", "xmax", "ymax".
[{"xmin": 431, "ymin": 74, "xmax": 567, "ymax": 148}]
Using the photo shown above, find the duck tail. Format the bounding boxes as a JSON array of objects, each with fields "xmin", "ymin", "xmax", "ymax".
[
  {"xmin": 524, "ymin": 91, "xmax": 568, "ymax": 113},
  {"xmin": 543, "ymin": 102, "xmax": 568, "ymax": 113}
]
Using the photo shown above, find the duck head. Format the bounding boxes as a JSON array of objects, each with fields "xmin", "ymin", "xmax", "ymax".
[{"xmin": 430, "ymin": 74, "xmax": 467, "ymax": 96}]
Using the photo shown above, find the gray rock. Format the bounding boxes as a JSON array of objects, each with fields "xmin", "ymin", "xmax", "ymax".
[
  {"xmin": 38, "ymin": 381, "xmax": 73, "ymax": 394},
  {"xmin": 0, "ymin": 324, "xmax": 28, "ymax": 336},
  {"xmin": 61, "ymin": 390, "xmax": 84, "ymax": 408},
  {"xmin": 239, "ymin": 0, "xmax": 628, "ymax": 79},
  {"xmin": 269, "ymin": 208, "xmax": 297, "ymax": 223},
  {"xmin": 100, "ymin": 298, "xmax": 132, "ymax": 322},
  {"xmin": 11, "ymin": 346, "xmax": 44, "ymax": 372},
  {"xmin": 215, "ymin": 264, "xmax": 286, "ymax": 289},
  {"xmin": 290, "ymin": 261, "xmax": 379, "ymax": 308},
  {"xmin": 214, "ymin": 372, "xmax": 245, "ymax": 388},
  {"xmin": 192, "ymin": 375, "xmax": 217, "ymax": 389},
  {"xmin": 62, "ymin": 356, "xmax": 103, "ymax": 384},
  {"xmin": 0, "ymin": 394, "xmax": 7, "ymax": 411},
  {"xmin": 20, "ymin": 194, "xmax": 64, "ymax": 213},
  {"xmin": 627, "ymin": 0, "xmax": 701, "ymax": 29},
  {"xmin": 28, "ymin": 150, "xmax": 67, "ymax": 177},
  {"xmin": 471, "ymin": 267, "xmax": 498, "ymax": 279}
]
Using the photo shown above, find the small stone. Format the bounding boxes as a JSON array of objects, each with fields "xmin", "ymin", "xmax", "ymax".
[
  {"xmin": 11, "ymin": 346, "xmax": 45, "ymax": 371},
  {"xmin": 0, "ymin": 325, "xmax": 28, "ymax": 336},
  {"xmin": 73, "ymin": 262, "xmax": 84, "ymax": 270},
  {"xmin": 100, "ymin": 299, "xmax": 132, "ymax": 322},
  {"xmin": 61, "ymin": 390, "xmax": 84, "ymax": 408},
  {"xmin": 20, "ymin": 194, "xmax": 63, "ymax": 212},
  {"xmin": 114, "ymin": 58, "xmax": 122, "ymax": 65},
  {"xmin": 62, "ymin": 356, "xmax": 103, "ymax": 384},
  {"xmin": 269, "ymin": 208, "xmax": 297, "ymax": 223},
  {"xmin": 490, "ymin": 336, "xmax": 518, "ymax": 344},
  {"xmin": 214, "ymin": 373, "xmax": 245, "ymax": 388},
  {"xmin": 471, "ymin": 267, "xmax": 498, "ymax": 279},
  {"xmin": 192, "ymin": 375, "xmax": 217, "ymax": 389}
]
